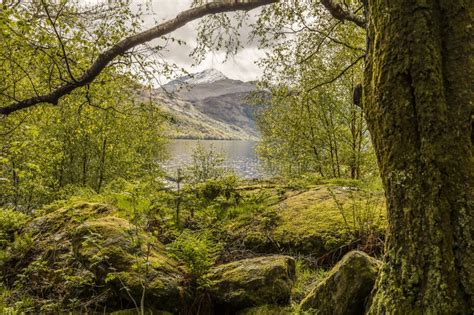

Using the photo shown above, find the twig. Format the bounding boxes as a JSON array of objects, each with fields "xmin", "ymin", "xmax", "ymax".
[{"xmin": 306, "ymin": 54, "xmax": 364, "ymax": 93}]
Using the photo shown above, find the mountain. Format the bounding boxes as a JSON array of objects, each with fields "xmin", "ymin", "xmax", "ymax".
[
  {"xmin": 164, "ymin": 68, "xmax": 227, "ymax": 88},
  {"xmin": 143, "ymin": 69, "xmax": 263, "ymax": 140}
]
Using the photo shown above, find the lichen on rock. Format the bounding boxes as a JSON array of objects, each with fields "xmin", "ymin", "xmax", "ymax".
[
  {"xmin": 208, "ymin": 255, "xmax": 296, "ymax": 312},
  {"xmin": 300, "ymin": 251, "xmax": 381, "ymax": 314},
  {"xmin": 72, "ymin": 215, "xmax": 186, "ymax": 312}
]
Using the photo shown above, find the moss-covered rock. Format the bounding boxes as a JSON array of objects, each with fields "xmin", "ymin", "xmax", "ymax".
[
  {"xmin": 208, "ymin": 255, "xmax": 296, "ymax": 312},
  {"xmin": 300, "ymin": 251, "xmax": 381, "ymax": 314},
  {"xmin": 2, "ymin": 203, "xmax": 186, "ymax": 313},
  {"xmin": 226, "ymin": 185, "xmax": 385, "ymax": 256},
  {"xmin": 72, "ymin": 215, "xmax": 186, "ymax": 313}
]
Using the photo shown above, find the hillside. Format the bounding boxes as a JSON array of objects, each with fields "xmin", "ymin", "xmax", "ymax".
[{"xmin": 143, "ymin": 69, "xmax": 262, "ymax": 140}]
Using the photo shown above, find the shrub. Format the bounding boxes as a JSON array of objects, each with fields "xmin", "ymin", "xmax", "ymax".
[
  {"xmin": 0, "ymin": 209, "xmax": 30, "ymax": 247},
  {"xmin": 186, "ymin": 144, "xmax": 227, "ymax": 183}
]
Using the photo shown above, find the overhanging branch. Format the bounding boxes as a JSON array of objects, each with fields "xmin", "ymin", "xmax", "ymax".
[{"xmin": 0, "ymin": 0, "xmax": 277, "ymax": 116}]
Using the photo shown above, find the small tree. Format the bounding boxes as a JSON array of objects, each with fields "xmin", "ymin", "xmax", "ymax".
[{"xmin": 187, "ymin": 144, "xmax": 226, "ymax": 183}]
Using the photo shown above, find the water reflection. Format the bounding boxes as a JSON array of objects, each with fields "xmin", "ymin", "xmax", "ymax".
[{"xmin": 162, "ymin": 139, "xmax": 263, "ymax": 179}]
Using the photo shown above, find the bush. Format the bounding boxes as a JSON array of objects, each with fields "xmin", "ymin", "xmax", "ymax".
[
  {"xmin": 186, "ymin": 144, "xmax": 228, "ymax": 183},
  {"xmin": 0, "ymin": 209, "xmax": 30, "ymax": 247}
]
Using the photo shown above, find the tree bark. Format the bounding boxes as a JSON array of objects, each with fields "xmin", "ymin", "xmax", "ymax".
[{"xmin": 364, "ymin": 0, "xmax": 473, "ymax": 313}]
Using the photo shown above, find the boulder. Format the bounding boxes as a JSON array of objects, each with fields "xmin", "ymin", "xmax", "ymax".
[
  {"xmin": 300, "ymin": 251, "xmax": 381, "ymax": 315},
  {"xmin": 208, "ymin": 255, "xmax": 296, "ymax": 312},
  {"xmin": 226, "ymin": 185, "xmax": 385, "ymax": 256},
  {"xmin": 110, "ymin": 309, "xmax": 172, "ymax": 315},
  {"xmin": 72, "ymin": 215, "xmax": 186, "ymax": 312},
  {"xmin": 4, "ymin": 203, "xmax": 186, "ymax": 313}
]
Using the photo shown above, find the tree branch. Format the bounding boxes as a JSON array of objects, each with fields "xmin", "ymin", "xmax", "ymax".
[
  {"xmin": 0, "ymin": 0, "xmax": 277, "ymax": 116},
  {"xmin": 41, "ymin": 0, "xmax": 76, "ymax": 82},
  {"xmin": 320, "ymin": 0, "xmax": 366, "ymax": 28},
  {"xmin": 306, "ymin": 54, "xmax": 365, "ymax": 93}
]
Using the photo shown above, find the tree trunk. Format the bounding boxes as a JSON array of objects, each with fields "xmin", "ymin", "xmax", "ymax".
[
  {"xmin": 97, "ymin": 137, "xmax": 107, "ymax": 193},
  {"xmin": 364, "ymin": 0, "xmax": 473, "ymax": 313}
]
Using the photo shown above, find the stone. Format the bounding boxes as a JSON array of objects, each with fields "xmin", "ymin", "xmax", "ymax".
[
  {"xmin": 300, "ymin": 251, "xmax": 381, "ymax": 315},
  {"xmin": 208, "ymin": 255, "xmax": 296, "ymax": 312}
]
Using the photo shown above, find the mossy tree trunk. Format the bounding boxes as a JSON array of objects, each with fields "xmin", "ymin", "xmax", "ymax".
[{"xmin": 363, "ymin": 0, "xmax": 473, "ymax": 313}]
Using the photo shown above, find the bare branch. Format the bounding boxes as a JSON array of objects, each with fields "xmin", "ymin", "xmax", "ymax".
[
  {"xmin": 320, "ymin": 0, "xmax": 365, "ymax": 28},
  {"xmin": 306, "ymin": 54, "xmax": 364, "ymax": 93},
  {"xmin": 41, "ymin": 0, "xmax": 77, "ymax": 82},
  {"xmin": 0, "ymin": 0, "xmax": 277, "ymax": 116}
]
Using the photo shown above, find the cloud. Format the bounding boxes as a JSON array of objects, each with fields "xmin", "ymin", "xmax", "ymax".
[
  {"xmin": 85, "ymin": 0, "xmax": 265, "ymax": 83},
  {"xmin": 142, "ymin": 1, "xmax": 264, "ymax": 82}
]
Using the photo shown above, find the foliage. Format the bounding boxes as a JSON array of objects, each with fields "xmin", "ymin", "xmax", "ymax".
[
  {"xmin": 0, "ymin": 84, "xmax": 168, "ymax": 210},
  {"xmin": 168, "ymin": 231, "xmax": 221, "ymax": 284},
  {"xmin": 0, "ymin": 1, "xmax": 168, "ymax": 211},
  {"xmin": 291, "ymin": 259, "xmax": 329, "ymax": 304},
  {"xmin": 253, "ymin": 6, "xmax": 375, "ymax": 179},
  {"xmin": 186, "ymin": 143, "xmax": 228, "ymax": 183},
  {"xmin": 0, "ymin": 209, "xmax": 30, "ymax": 247}
]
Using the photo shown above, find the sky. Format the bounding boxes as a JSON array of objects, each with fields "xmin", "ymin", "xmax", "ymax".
[{"xmin": 83, "ymin": 0, "xmax": 266, "ymax": 83}]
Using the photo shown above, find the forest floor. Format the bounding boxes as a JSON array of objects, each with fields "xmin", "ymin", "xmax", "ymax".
[{"xmin": 0, "ymin": 176, "xmax": 386, "ymax": 314}]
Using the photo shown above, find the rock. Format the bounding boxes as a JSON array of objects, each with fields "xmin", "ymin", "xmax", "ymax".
[
  {"xmin": 300, "ymin": 251, "xmax": 381, "ymax": 315},
  {"xmin": 226, "ymin": 185, "xmax": 386, "ymax": 256},
  {"xmin": 208, "ymin": 255, "xmax": 296, "ymax": 312},
  {"xmin": 4, "ymin": 203, "xmax": 186, "ymax": 313},
  {"xmin": 72, "ymin": 215, "xmax": 186, "ymax": 313}
]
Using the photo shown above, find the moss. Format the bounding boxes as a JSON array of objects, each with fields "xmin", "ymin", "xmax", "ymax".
[
  {"xmin": 28, "ymin": 202, "xmax": 114, "ymax": 235},
  {"xmin": 110, "ymin": 309, "xmax": 172, "ymax": 315},
  {"xmin": 237, "ymin": 304, "xmax": 293, "ymax": 315},
  {"xmin": 73, "ymin": 216, "xmax": 138, "ymax": 270},
  {"xmin": 72, "ymin": 215, "xmax": 186, "ymax": 312},
  {"xmin": 2, "ymin": 203, "xmax": 186, "ymax": 313},
  {"xmin": 227, "ymin": 185, "xmax": 385, "ymax": 256},
  {"xmin": 208, "ymin": 256, "xmax": 296, "ymax": 312},
  {"xmin": 364, "ymin": 0, "xmax": 473, "ymax": 312},
  {"xmin": 300, "ymin": 251, "xmax": 381, "ymax": 314}
]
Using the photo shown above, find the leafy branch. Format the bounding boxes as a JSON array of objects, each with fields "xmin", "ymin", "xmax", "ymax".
[{"xmin": 0, "ymin": 0, "xmax": 277, "ymax": 116}]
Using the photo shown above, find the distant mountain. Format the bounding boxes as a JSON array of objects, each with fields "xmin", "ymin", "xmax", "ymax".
[
  {"xmin": 164, "ymin": 69, "xmax": 227, "ymax": 88},
  {"xmin": 142, "ymin": 69, "xmax": 263, "ymax": 140}
]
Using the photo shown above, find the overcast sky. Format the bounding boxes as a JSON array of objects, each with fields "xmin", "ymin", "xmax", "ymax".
[
  {"xmin": 144, "ymin": 1, "xmax": 265, "ymax": 83},
  {"xmin": 85, "ymin": 0, "xmax": 265, "ymax": 83}
]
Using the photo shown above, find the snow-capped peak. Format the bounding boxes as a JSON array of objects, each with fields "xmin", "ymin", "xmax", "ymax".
[
  {"xmin": 187, "ymin": 69, "xmax": 227, "ymax": 84},
  {"xmin": 166, "ymin": 69, "xmax": 228, "ymax": 88}
]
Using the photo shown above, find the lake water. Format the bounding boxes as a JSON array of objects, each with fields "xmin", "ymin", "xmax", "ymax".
[{"xmin": 162, "ymin": 139, "xmax": 263, "ymax": 178}]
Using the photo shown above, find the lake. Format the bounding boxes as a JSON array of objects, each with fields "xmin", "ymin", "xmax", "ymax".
[{"xmin": 162, "ymin": 139, "xmax": 264, "ymax": 178}]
